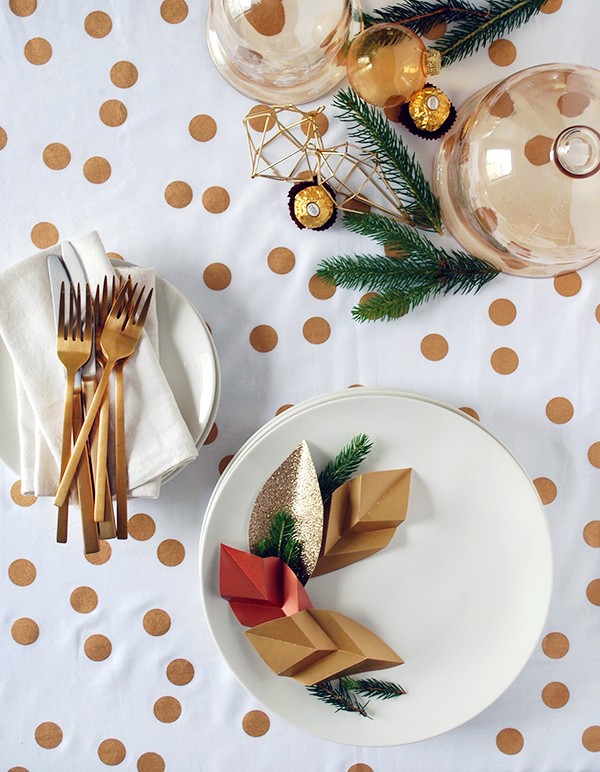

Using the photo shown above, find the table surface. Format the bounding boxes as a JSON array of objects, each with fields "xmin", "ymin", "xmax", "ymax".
[{"xmin": 1, "ymin": 1, "xmax": 599, "ymax": 770}]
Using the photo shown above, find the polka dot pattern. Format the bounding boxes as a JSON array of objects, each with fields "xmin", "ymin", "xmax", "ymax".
[
  {"xmin": 588, "ymin": 443, "xmax": 600, "ymax": 468},
  {"xmin": 85, "ymin": 540, "xmax": 112, "ymax": 564},
  {"xmin": 542, "ymin": 681, "xmax": 570, "ymax": 708},
  {"xmin": 8, "ymin": 558, "xmax": 36, "ymax": 586},
  {"xmin": 100, "ymin": 100, "xmax": 127, "ymax": 127},
  {"xmin": 24, "ymin": 37, "xmax": 52, "ymax": 65},
  {"xmin": 128, "ymin": 513, "xmax": 156, "ymax": 541},
  {"xmin": 160, "ymin": 0, "xmax": 188, "ymax": 23},
  {"xmin": 583, "ymin": 521, "xmax": 600, "ymax": 548},
  {"xmin": 459, "ymin": 407, "xmax": 480, "ymax": 421},
  {"xmin": 98, "ymin": 738, "xmax": 126, "ymax": 766},
  {"xmin": 524, "ymin": 135, "xmax": 553, "ymax": 166},
  {"xmin": 250, "ymin": 325, "xmax": 278, "ymax": 352},
  {"xmin": 110, "ymin": 61, "xmax": 138, "ymax": 88},
  {"xmin": 242, "ymin": 710, "xmax": 270, "ymax": 737},
  {"xmin": 496, "ymin": 728, "xmax": 524, "ymax": 754},
  {"xmin": 30, "ymin": 223, "xmax": 59, "ymax": 250},
  {"xmin": 137, "ymin": 752, "xmax": 165, "ymax": 771},
  {"xmin": 157, "ymin": 539, "xmax": 185, "ymax": 566},
  {"xmin": 582, "ymin": 726, "xmax": 600, "ymax": 752},
  {"xmin": 43, "ymin": 143, "xmax": 71, "ymax": 170},
  {"xmin": 0, "ymin": 127, "xmax": 7, "ymax": 151},
  {"xmin": 84, "ymin": 156, "xmax": 111, "ymax": 184},
  {"xmin": 165, "ymin": 181, "xmax": 193, "ymax": 208},
  {"xmin": 554, "ymin": 273, "xmax": 581, "ymax": 297},
  {"xmin": 35, "ymin": 722, "xmax": 63, "ymax": 749},
  {"xmin": 153, "ymin": 696, "xmax": 181, "ymax": 722},
  {"xmin": 534, "ymin": 477, "xmax": 557, "ymax": 505},
  {"xmin": 586, "ymin": 579, "xmax": 600, "ymax": 605},
  {"xmin": 276, "ymin": 404, "xmax": 293, "ymax": 415},
  {"xmin": 542, "ymin": 632, "xmax": 569, "ymax": 658},
  {"xmin": 143, "ymin": 609, "xmax": 171, "ymax": 636},
  {"xmin": 490, "ymin": 347, "xmax": 518, "ymax": 374},
  {"xmin": 303, "ymin": 317, "xmax": 331, "ymax": 344},
  {"xmin": 10, "ymin": 481, "xmax": 37, "ymax": 508},
  {"xmin": 84, "ymin": 634, "xmax": 112, "ymax": 661},
  {"xmin": 70, "ymin": 586, "xmax": 98, "ymax": 613},
  {"xmin": 10, "ymin": 0, "xmax": 37, "ymax": 16},
  {"xmin": 204, "ymin": 422, "xmax": 218, "ymax": 444},
  {"xmin": 488, "ymin": 39, "xmax": 516, "ymax": 67},
  {"xmin": 488, "ymin": 299, "xmax": 516, "ymax": 326},
  {"xmin": 421, "ymin": 334, "xmax": 448, "ymax": 361},
  {"xmin": 85, "ymin": 11, "xmax": 112, "ymax": 38},
  {"xmin": 167, "ymin": 658, "xmax": 194, "ymax": 685},
  {"xmin": 219, "ymin": 454, "xmax": 234, "ymax": 474},
  {"xmin": 11, "ymin": 617, "xmax": 39, "ymax": 645},
  {"xmin": 545, "ymin": 397, "xmax": 573, "ymax": 424},
  {"xmin": 203, "ymin": 263, "xmax": 231, "ymax": 290},
  {"xmin": 189, "ymin": 114, "xmax": 217, "ymax": 142},
  {"xmin": 202, "ymin": 186, "xmax": 230, "ymax": 213},
  {"xmin": 309, "ymin": 274, "xmax": 336, "ymax": 300},
  {"xmin": 541, "ymin": 0, "xmax": 562, "ymax": 12},
  {"xmin": 247, "ymin": 105, "xmax": 276, "ymax": 132},
  {"xmin": 268, "ymin": 247, "xmax": 295, "ymax": 274}
]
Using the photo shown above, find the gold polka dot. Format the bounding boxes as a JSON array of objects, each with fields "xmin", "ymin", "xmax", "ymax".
[
  {"xmin": 558, "ymin": 92, "xmax": 589, "ymax": 117},
  {"xmin": 8, "ymin": 559, "xmax": 36, "ymax": 586},
  {"xmin": 189, "ymin": 114, "xmax": 217, "ymax": 142},
  {"xmin": 153, "ymin": 696, "xmax": 181, "ymax": 723},
  {"xmin": 303, "ymin": 317, "xmax": 330, "ymax": 344},
  {"xmin": 43, "ymin": 142, "xmax": 71, "ymax": 170},
  {"xmin": 107, "ymin": 252, "xmax": 124, "ymax": 261},
  {"xmin": 268, "ymin": 247, "xmax": 295, "ymax": 274},
  {"xmin": 85, "ymin": 11, "xmax": 112, "ymax": 38},
  {"xmin": 423, "ymin": 21, "xmax": 446, "ymax": 40},
  {"xmin": 110, "ymin": 61, "xmax": 138, "ymax": 88},
  {"xmin": 242, "ymin": 710, "xmax": 270, "ymax": 737},
  {"xmin": 459, "ymin": 407, "xmax": 480, "ymax": 421},
  {"xmin": 383, "ymin": 100, "xmax": 403, "ymax": 123},
  {"xmin": 84, "ymin": 634, "xmax": 112, "ymax": 661},
  {"xmin": 30, "ymin": 223, "xmax": 59, "ymax": 250},
  {"xmin": 164, "ymin": 180, "xmax": 193, "ymax": 208},
  {"xmin": 0, "ymin": 126, "xmax": 6, "ymax": 150},
  {"xmin": 203, "ymin": 263, "xmax": 231, "ymax": 290},
  {"xmin": 542, "ymin": 632, "xmax": 569, "ymax": 658},
  {"xmin": 488, "ymin": 298, "xmax": 516, "ymax": 325},
  {"xmin": 541, "ymin": 0, "xmax": 562, "ymax": 12},
  {"xmin": 86, "ymin": 540, "xmax": 112, "ymax": 564},
  {"xmin": 488, "ymin": 39, "xmax": 516, "ymax": 67},
  {"xmin": 588, "ymin": 442, "xmax": 600, "ymax": 468},
  {"xmin": 202, "ymin": 186, "xmax": 230, "ymax": 213},
  {"xmin": 586, "ymin": 578, "xmax": 600, "ymax": 605},
  {"xmin": 247, "ymin": 105, "xmax": 276, "ymax": 132},
  {"xmin": 250, "ymin": 325, "xmax": 278, "ymax": 352},
  {"xmin": 489, "ymin": 92, "xmax": 515, "ymax": 118},
  {"xmin": 533, "ymin": 477, "xmax": 557, "ymax": 505},
  {"xmin": 496, "ymin": 727, "xmax": 524, "ymax": 754},
  {"xmin": 582, "ymin": 726, "xmax": 600, "ymax": 752},
  {"xmin": 524, "ymin": 135, "xmax": 553, "ymax": 166},
  {"xmin": 11, "ymin": 617, "xmax": 39, "ymax": 645},
  {"xmin": 309, "ymin": 274, "xmax": 336, "ymax": 300},
  {"xmin": 10, "ymin": 480, "xmax": 37, "ymax": 506},
  {"xmin": 342, "ymin": 198, "xmax": 371, "ymax": 214},
  {"xmin": 476, "ymin": 206, "xmax": 498, "ymax": 233},
  {"xmin": 166, "ymin": 658, "xmax": 194, "ymax": 685},
  {"xmin": 491, "ymin": 347, "xmax": 518, "ymax": 374},
  {"xmin": 301, "ymin": 111, "xmax": 329, "ymax": 139},
  {"xmin": 204, "ymin": 422, "xmax": 218, "ymax": 444},
  {"xmin": 99, "ymin": 100, "xmax": 127, "ymax": 127},
  {"xmin": 276, "ymin": 404, "xmax": 293, "ymax": 415},
  {"xmin": 160, "ymin": 0, "xmax": 188, "ymax": 23},
  {"xmin": 359, "ymin": 292, "xmax": 380, "ymax": 308},
  {"xmin": 24, "ymin": 37, "xmax": 52, "ymax": 65},
  {"xmin": 584, "ymin": 521, "xmax": 600, "ymax": 548},
  {"xmin": 349, "ymin": 384, "xmax": 364, "ymax": 388},
  {"xmin": 542, "ymin": 681, "xmax": 569, "ymax": 708},
  {"xmin": 157, "ymin": 539, "xmax": 185, "ymax": 567},
  {"xmin": 128, "ymin": 513, "xmax": 156, "ymax": 541},
  {"xmin": 219, "ymin": 455, "xmax": 234, "ymax": 474},
  {"xmin": 35, "ymin": 722, "xmax": 62, "ymax": 749},
  {"xmin": 143, "ymin": 609, "xmax": 171, "ymax": 636},
  {"xmin": 137, "ymin": 753, "xmax": 165, "ymax": 772},
  {"xmin": 7, "ymin": 767, "xmax": 29, "ymax": 772},
  {"xmin": 545, "ymin": 397, "xmax": 573, "ymax": 424},
  {"xmin": 83, "ymin": 156, "xmax": 111, "ymax": 184},
  {"xmin": 245, "ymin": 0, "xmax": 285, "ymax": 36},
  {"xmin": 9, "ymin": 0, "xmax": 37, "ymax": 16},
  {"xmin": 70, "ymin": 586, "xmax": 98, "ymax": 613},
  {"xmin": 98, "ymin": 738, "xmax": 126, "ymax": 766},
  {"xmin": 553, "ymin": 272, "xmax": 581, "ymax": 297},
  {"xmin": 596, "ymin": 304, "xmax": 600, "ymax": 324},
  {"xmin": 421, "ymin": 334, "xmax": 448, "ymax": 361}
]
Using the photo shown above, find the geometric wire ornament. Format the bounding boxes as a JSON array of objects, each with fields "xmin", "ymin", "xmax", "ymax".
[{"xmin": 243, "ymin": 104, "xmax": 410, "ymax": 223}]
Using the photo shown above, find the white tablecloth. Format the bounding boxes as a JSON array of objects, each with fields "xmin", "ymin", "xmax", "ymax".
[{"xmin": 1, "ymin": 0, "xmax": 599, "ymax": 770}]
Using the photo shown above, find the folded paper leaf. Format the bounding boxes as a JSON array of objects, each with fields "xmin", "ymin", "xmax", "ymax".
[
  {"xmin": 245, "ymin": 608, "xmax": 403, "ymax": 686},
  {"xmin": 220, "ymin": 544, "xmax": 313, "ymax": 627},
  {"xmin": 249, "ymin": 441, "xmax": 324, "ymax": 584},
  {"xmin": 312, "ymin": 468, "xmax": 411, "ymax": 577}
]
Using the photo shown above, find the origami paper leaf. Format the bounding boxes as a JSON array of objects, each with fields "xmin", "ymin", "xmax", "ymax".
[
  {"xmin": 249, "ymin": 441, "xmax": 324, "ymax": 583},
  {"xmin": 245, "ymin": 608, "xmax": 403, "ymax": 686},
  {"xmin": 312, "ymin": 468, "xmax": 411, "ymax": 577},
  {"xmin": 220, "ymin": 544, "xmax": 313, "ymax": 628}
]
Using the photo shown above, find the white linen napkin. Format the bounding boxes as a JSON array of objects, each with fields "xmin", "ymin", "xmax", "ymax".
[{"xmin": 0, "ymin": 232, "xmax": 198, "ymax": 498}]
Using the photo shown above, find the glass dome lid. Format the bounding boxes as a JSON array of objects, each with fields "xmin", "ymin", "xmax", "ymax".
[{"xmin": 434, "ymin": 63, "xmax": 600, "ymax": 276}]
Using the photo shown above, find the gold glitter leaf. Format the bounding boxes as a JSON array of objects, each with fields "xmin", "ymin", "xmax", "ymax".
[{"xmin": 249, "ymin": 441, "xmax": 324, "ymax": 582}]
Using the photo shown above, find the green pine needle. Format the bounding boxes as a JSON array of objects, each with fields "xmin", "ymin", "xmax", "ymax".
[
  {"xmin": 306, "ymin": 680, "xmax": 371, "ymax": 718},
  {"xmin": 343, "ymin": 677, "xmax": 407, "ymax": 701},
  {"xmin": 332, "ymin": 89, "xmax": 443, "ymax": 233},
  {"xmin": 254, "ymin": 510, "xmax": 306, "ymax": 582},
  {"xmin": 363, "ymin": 0, "xmax": 487, "ymax": 35},
  {"xmin": 318, "ymin": 434, "xmax": 373, "ymax": 502}
]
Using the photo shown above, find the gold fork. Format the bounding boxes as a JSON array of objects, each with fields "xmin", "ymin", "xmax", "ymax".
[{"xmin": 54, "ymin": 283, "xmax": 154, "ymax": 507}]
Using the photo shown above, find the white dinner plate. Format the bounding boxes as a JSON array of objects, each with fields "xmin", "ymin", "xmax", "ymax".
[
  {"xmin": 0, "ymin": 267, "xmax": 220, "ymax": 481},
  {"xmin": 199, "ymin": 388, "xmax": 553, "ymax": 746}
]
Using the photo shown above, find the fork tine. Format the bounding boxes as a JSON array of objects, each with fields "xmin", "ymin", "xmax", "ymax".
[
  {"xmin": 84, "ymin": 285, "xmax": 93, "ymax": 342},
  {"xmin": 111, "ymin": 282, "xmax": 130, "ymax": 319},
  {"xmin": 121, "ymin": 282, "xmax": 139, "ymax": 330},
  {"xmin": 130, "ymin": 285, "xmax": 147, "ymax": 320},
  {"xmin": 69, "ymin": 283, "xmax": 76, "ymax": 341},
  {"xmin": 134, "ymin": 287, "xmax": 154, "ymax": 328},
  {"xmin": 58, "ymin": 282, "xmax": 66, "ymax": 339},
  {"xmin": 76, "ymin": 283, "xmax": 83, "ymax": 342}
]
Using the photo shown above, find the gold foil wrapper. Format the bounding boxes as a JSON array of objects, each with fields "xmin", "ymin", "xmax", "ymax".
[
  {"xmin": 424, "ymin": 49, "xmax": 442, "ymax": 76},
  {"xmin": 408, "ymin": 86, "xmax": 451, "ymax": 132},
  {"xmin": 292, "ymin": 184, "xmax": 336, "ymax": 229},
  {"xmin": 248, "ymin": 441, "xmax": 324, "ymax": 583}
]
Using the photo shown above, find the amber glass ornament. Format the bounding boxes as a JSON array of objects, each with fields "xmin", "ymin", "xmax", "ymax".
[
  {"xmin": 434, "ymin": 63, "xmax": 600, "ymax": 277},
  {"xmin": 346, "ymin": 23, "xmax": 441, "ymax": 108}
]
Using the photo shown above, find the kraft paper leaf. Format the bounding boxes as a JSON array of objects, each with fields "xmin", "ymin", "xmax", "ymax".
[
  {"xmin": 245, "ymin": 608, "xmax": 403, "ymax": 686},
  {"xmin": 248, "ymin": 441, "xmax": 324, "ymax": 583},
  {"xmin": 312, "ymin": 468, "xmax": 411, "ymax": 577},
  {"xmin": 220, "ymin": 544, "xmax": 313, "ymax": 628}
]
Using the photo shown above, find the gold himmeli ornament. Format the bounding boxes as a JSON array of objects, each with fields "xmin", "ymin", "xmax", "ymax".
[{"xmin": 244, "ymin": 104, "xmax": 413, "ymax": 226}]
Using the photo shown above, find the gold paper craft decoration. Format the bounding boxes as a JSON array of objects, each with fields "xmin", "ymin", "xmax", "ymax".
[
  {"xmin": 245, "ymin": 608, "xmax": 403, "ymax": 686},
  {"xmin": 312, "ymin": 469, "xmax": 412, "ymax": 577},
  {"xmin": 243, "ymin": 104, "xmax": 411, "ymax": 222},
  {"xmin": 248, "ymin": 441, "xmax": 324, "ymax": 584}
]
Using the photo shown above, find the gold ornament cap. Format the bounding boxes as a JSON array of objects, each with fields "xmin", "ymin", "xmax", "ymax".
[
  {"xmin": 409, "ymin": 85, "xmax": 452, "ymax": 132},
  {"xmin": 424, "ymin": 49, "xmax": 442, "ymax": 76}
]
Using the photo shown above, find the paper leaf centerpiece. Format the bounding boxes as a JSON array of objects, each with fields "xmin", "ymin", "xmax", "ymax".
[
  {"xmin": 220, "ymin": 544, "xmax": 313, "ymax": 628},
  {"xmin": 249, "ymin": 441, "xmax": 323, "ymax": 584},
  {"xmin": 312, "ymin": 468, "xmax": 412, "ymax": 577},
  {"xmin": 245, "ymin": 608, "xmax": 403, "ymax": 686}
]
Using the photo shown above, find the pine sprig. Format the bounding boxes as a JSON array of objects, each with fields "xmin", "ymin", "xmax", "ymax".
[
  {"xmin": 332, "ymin": 89, "xmax": 443, "ymax": 233},
  {"xmin": 363, "ymin": 0, "xmax": 487, "ymax": 35},
  {"xmin": 318, "ymin": 434, "xmax": 373, "ymax": 502},
  {"xmin": 306, "ymin": 680, "xmax": 371, "ymax": 718},
  {"xmin": 341, "ymin": 676, "xmax": 407, "ymax": 701},
  {"xmin": 254, "ymin": 510, "xmax": 306, "ymax": 581}
]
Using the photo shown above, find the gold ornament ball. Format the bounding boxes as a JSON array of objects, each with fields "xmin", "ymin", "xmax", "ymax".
[{"xmin": 346, "ymin": 23, "xmax": 439, "ymax": 108}]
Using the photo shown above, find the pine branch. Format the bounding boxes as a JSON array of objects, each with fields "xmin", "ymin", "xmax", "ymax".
[
  {"xmin": 318, "ymin": 434, "xmax": 373, "ymax": 502},
  {"xmin": 332, "ymin": 89, "xmax": 443, "ymax": 233},
  {"xmin": 343, "ymin": 211, "xmax": 443, "ymax": 260},
  {"xmin": 306, "ymin": 680, "xmax": 371, "ymax": 718},
  {"xmin": 363, "ymin": 0, "xmax": 487, "ymax": 35},
  {"xmin": 434, "ymin": 0, "xmax": 547, "ymax": 65},
  {"xmin": 343, "ymin": 677, "xmax": 407, "ymax": 701},
  {"xmin": 254, "ymin": 510, "xmax": 306, "ymax": 580}
]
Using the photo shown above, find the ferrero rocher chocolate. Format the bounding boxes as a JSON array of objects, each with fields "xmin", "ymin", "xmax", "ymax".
[
  {"xmin": 288, "ymin": 180, "xmax": 337, "ymax": 230},
  {"xmin": 398, "ymin": 84, "xmax": 456, "ymax": 140}
]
